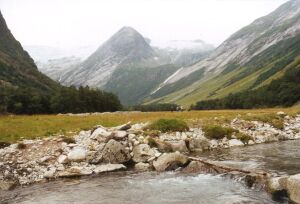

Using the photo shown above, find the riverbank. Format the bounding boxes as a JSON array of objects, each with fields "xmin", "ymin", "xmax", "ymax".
[
  {"xmin": 0, "ymin": 113, "xmax": 300, "ymax": 203},
  {"xmin": 1, "ymin": 107, "xmax": 300, "ymax": 143}
]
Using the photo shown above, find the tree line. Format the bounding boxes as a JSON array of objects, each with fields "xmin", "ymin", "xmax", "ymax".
[
  {"xmin": 132, "ymin": 103, "xmax": 180, "ymax": 112},
  {"xmin": 0, "ymin": 86, "xmax": 122, "ymax": 114}
]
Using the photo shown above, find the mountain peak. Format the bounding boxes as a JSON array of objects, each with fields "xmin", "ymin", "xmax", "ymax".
[
  {"xmin": 118, "ymin": 26, "xmax": 139, "ymax": 34},
  {"xmin": 92, "ymin": 26, "xmax": 155, "ymax": 62},
  {"xmin": 107, "ymin": 26, "xmax": 148, "ymax": 46}
]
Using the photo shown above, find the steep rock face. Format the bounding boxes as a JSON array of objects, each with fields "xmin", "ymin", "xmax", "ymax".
[
  {"xmin": 150, "ymin": 0, "xmax": 300, "ymax": 105},
  {"xmin": 0, "ymin": 11, "xmax": 58, "ymax": 92}
]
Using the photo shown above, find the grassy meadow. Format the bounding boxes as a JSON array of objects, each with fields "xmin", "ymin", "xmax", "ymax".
[{"xmin": 0, "ymin": 105, "xmax": 300, "ymax": 143}]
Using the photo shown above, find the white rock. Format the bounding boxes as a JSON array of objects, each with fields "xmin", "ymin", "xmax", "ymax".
[
  {"xmin": 128, "ymin": 134, "xmax": 136, "ymax": 142},
  {"xmin": 135, "ymin": 162, "xmax": 151, "ymax": 171},
  {"xmin": 277, "ymin": 111, "xmax": 286, "ymax": 116},
  {"xmin": 57, "ymin": 155, "xmax": 68, "ymax": 164},
  {"xmin": 228, "ymin": 139, "xmax": 244, "ymax": 147},
  {"xmin": 210, "ymin": 140, "xmax": 219, "ymax": 149},
  {"xmin": 44, "ymin": 167, "xmax": 56, "ymax": 178},
  {"xmin": 286, "ymin": 174, "xmax": 300, "ymax": 203},
  {"xmin": 248, "ymin": 140, "xmax": 255, "ymax": 145},
  {"xmin": 67, "ymin": 147, "xmax": 87, "ymax": 162},
  {"xmin": 59, "ymin": 166, "xmax": 93, "ymax": 177},
  {"xmin": 90, "ymin": 127, "xmax": 111, "ymax": 139},
  {"xmin": 39, "ymin": 156, "xmax": 52, "ymax": 163},
  {"xmin": 93, "ymin": 164, "xmax": 126, "ymax": 174},
  {"xmin": 113, "ymin": 131, "xmax": 128, "ymax": 139}
]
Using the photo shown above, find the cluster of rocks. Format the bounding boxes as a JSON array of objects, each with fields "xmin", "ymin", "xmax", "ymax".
[{"xmin": 0, "ymin": 113, "xmax": 300, "ymax": 202}]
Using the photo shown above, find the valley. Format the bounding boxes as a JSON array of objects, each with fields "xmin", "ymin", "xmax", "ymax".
[{"xmin": 1, "ymin": 0, "xmax": 300, "ymax": 203}]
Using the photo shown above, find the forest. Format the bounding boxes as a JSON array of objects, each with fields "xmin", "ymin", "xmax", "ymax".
[{"xmin": 0, "ymin": 86, "xmax": 122, "ymax": 114}]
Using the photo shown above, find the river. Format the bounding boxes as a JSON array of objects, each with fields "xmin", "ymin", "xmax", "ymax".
[{"xmin": 1, "ymin": 140, "xmax": 299, "ymax": 204}]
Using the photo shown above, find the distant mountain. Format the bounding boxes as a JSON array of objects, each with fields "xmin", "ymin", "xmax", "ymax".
[
  {"xmin": 61, "ymin": 27, "xmax": 167, "ymax": 87},
  {"xmin": 36, "ymin": 57, "xmax": 82, "ymax": 82},
  {"xmin": 153, "ymin": 40, "xmax": 214, "ymax": 66},
  {"xmin": 55, "ymin": 27, "xmax": 175, "ymax": 104},
  {"xmin": 148, "ymin": 0, "xmax": 300, "ymax": 107},
  {"xmin": 0, "ymin": 10, "xmax": 58, "ymax": 92},
  {"xmin": 24, "ymin": 45, "xmax": 97, "ymax": 63}
]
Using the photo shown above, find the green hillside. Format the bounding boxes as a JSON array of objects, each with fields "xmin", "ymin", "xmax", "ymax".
[
  {"xmin": 147, "ymin": 33, "xmax": 300, "ymax": 107},
  {"xmin": 105, "ymin": 64, "xmax": 179, "ymax": 105},
  {"xmin": 0, "ymin": 11, "xmax": 59, "ymax": 93}
]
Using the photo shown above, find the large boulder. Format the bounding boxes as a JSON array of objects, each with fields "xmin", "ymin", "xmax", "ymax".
[
  {"xmin": 134, "ymin": 162, "xmax": 151, "ymax": 171},
  {"xmin": 67, "ymin": 146, "xmax": 87, "ymax": 162},
  {"xmin": 228, "ymin": 139, "xmax": 244, "ymax": 147},
  {"xmin": 153, "ymin": 152, "xmax": 189, "ymax": 171},
  {"xmin": 90, "ymin": 127, "xmax": 112, "ymax": 142},
  {"xmin": 169, "ymin": 140, "xmax": 189, "ymax": 153},
  {"xmin": 132, "ymin": 144, "xmax": 155, "ymax": 163},
  {"xmin": 112, "ymin": 131, "xmax": 128, "ymax": 140},
  {"xmin": 188, "ymin": 137, "xmax": 210, "ymax": 152},
  {"xmin": 101, "ymin": 139, "xmax": 131, "ymax": 164},
  {"xmin": 152, "ymin": 139, "xmax": 172, "ymax": 153},
  {"xmin": 286, "ymin": 174, "xmax": 300, "ymax": 203},
  {"xmin": 93, "ymin": 164, "xmax": 126, "ymax": 174}
]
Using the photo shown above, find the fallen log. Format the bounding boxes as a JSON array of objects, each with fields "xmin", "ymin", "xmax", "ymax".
[{"xmin": 188, "ymin": 156, "xmax": 268, "ymax": 176}]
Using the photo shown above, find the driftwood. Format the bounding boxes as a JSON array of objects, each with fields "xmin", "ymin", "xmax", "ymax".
[{"xmin": 188, "ymin": 156, "xmax": 269, "ymax": 176}]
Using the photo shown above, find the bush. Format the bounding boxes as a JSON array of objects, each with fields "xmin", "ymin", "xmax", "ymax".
[
  {"xmin": 133, "ymin": 103, "xmax": 180, "ymax": 112},
  {"xmin": 235, "ymin": 132, "xmax": 252, "ymax": 144},
  {"xmin": 203, "ymin": 125, "xmax": 238, "ymax": 140},
  {"xmin": 147, "ymin": 137, "xmax": 158, "ymax": 148},
  {"xmin": 61, "ymin": 136, "xmax": 76, "ymax": 144},
  {"xmin": 244, "ymin": 114, "xmax": 284, "ymax": 130},
  {"xmin": 17, "ymin": 142, "xmax": 26, "ymax": 149},
  {"xmin": 271, "ymin": 119, "xmax": 284, "ymax": 130},
  {"xmin": 0, "ymin": 141, "xmax": 11, "ymax": 149},
  {"xmin": 147, "ymin": 119, "xmax": 189, "ymax": 133}
]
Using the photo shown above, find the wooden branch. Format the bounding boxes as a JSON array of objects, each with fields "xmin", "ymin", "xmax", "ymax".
[{"xmin": 188, "ymin": 156, "xmax": 268, "ymax": 176}]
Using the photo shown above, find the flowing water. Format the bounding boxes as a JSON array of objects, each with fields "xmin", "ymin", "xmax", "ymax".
[{"xmin": 1, "ymin": 140, "xmax": 300, "ymax": 204}]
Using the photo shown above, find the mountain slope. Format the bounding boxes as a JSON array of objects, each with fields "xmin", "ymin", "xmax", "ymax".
[
  {"xmin": 0, "ymin": 10, "xmax": 58, "ymax": 92},
  {"xmin": 61, "ymin": 27, "xmax": 166, "ymax": 88},
  {"xmin": 59, "ymin": 27, "xmax": 180, "ymax": 105},
  {"xmin": 148, "ymin": 0, "xmax": 300, "ymax": 106}
]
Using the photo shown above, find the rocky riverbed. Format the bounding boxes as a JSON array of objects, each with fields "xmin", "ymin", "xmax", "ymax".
[{"xmin": 1, "ymin": 113, "xmax": 300, "ymax": 203}]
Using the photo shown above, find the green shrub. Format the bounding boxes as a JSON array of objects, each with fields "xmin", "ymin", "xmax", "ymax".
[
  {"xmin": 0, "ymin": 141, "xmax": 10, "ymax": 149},
  {"xmin": 144, "ymin": 130, "xmax": 160, "ymax": 137},
  {"xmin": 147, "ymin": 137, "xmax": 157, "ymax": 148},
  {"xmin": 147, "ymin": 119, "xmax": 189, "ymax": 133},
  {"xmin": 17, "ymin": 142, "xmax": 26, "ymax": 149},
  {"xmin": 61, "ymin": 136, "xmax": 76, "ymax": 144},
  {"xmin": 236, "ymin": 132, "xmax": 252, "ymax": 144},
  {"xmin": 271, "ymin": 119, "xmax": 284, "ymax": 130},
  {"xmin": 203, "ymin": 125, "xmax": 238, "ymax": 140},
  {"xmin": 244, "ymin": 114, "xmax": 284, "ymax": 130}
]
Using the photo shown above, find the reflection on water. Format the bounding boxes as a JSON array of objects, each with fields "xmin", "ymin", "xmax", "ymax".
[
  {"xmin": 1, "ymin": 140, "xmax": 299, "ymax": 204},
  {"xmin": 200, "ymin": 140, "xmax": 300, "ymax": 175},
  {"xmin": 0, "ymin": 172, "xmax": 277, "ymax": 204}
]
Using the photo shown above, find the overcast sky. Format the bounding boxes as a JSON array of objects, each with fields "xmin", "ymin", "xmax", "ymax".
[{"xmin": 0, "ymin": 0, "xmax": 288, "ymax": 48}]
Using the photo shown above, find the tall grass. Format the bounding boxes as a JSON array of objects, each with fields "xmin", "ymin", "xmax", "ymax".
[{"xmin": 0, "ymin": 107, "xmax": 299, "ymax": 143}]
